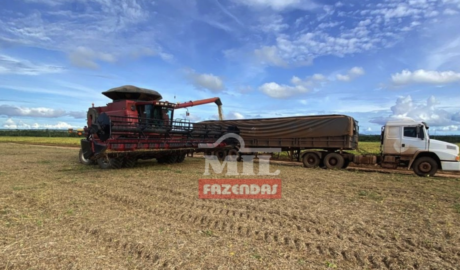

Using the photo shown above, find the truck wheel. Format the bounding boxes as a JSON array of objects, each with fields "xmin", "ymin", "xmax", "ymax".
[
  {"xmin": 79, "ymin": 149, "xmax": 96, "ymax": 165},
  {"xmin": 156, "ymin": 157, "xmax": 166, "ymax": 164},
  {"xmin": 97, "ymin": 157, "xmax": 123, "ymax": 169},
  {"xmin": 227, "ymin": 149, "xmax": 239, "ymax": 162},
  {"xmin": 164, "ymin": 155, "xmax": 178, "ymax": 164},
  {"xmin": 216, "ymin": 150, "xmax": 227, "ymax": 161},
  {"xmin": 324, "ymin": 153, "xmax": 345, "ymax": 169},
  {"xmin": 302, "ymin": 152, "xmax": 320, "ymax": 168},
  {"xmin": 413, "ymin": 157, "xmax": 438, "ymax": 177},
  {"xmin": 176, "ymin": 154, "xmax": 186, "ymax": 163}
]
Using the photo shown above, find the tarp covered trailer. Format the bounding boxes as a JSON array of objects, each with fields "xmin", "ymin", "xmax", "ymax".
[{"xmin": 197, "ymin": 114, "xmax": 359, "ymax": 151}]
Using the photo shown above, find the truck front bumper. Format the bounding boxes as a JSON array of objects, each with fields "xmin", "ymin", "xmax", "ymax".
[{"xmin": 441, "ymin": 161, "xmax": 460, "ymax": 172}]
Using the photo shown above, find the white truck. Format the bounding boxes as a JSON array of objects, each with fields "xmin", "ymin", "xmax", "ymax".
[
  {"xmin": 199, "ymin": 115, "xmax": 460, "ymax": 177},
  {"xmin": 353, "ymin": 119, "xmax": 460, "ymax": 176}
]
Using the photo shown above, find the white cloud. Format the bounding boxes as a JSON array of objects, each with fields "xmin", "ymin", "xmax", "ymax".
[
  {"xmin": 255, "ymin": 14, "xmax": 288, "ymax": 33},
  {"xmin": 0, "ymin": 105, "xmax": 85, "ymax": 118},
  {"xmin": 3, "ymin": 118, "xmax": 18, "ymax": 129},
  {"xmin": 0, "ymin": 0, "xmax": 171, "ymax": 65},
  {"xmin": 453, "ymin": 112, "xmax": 460, "ymax": 121},
  {"xmin": 226, "ymin": 112, "xmax": 245, "ymax": 119},
  {"xmin": 237, "ymin": 86, "xmax": 253, "ymax": 93},
  {"xmin": 437, "ymin": 125, "xmax": 459, "ymax": 132},
  {"xmin": 234, "ymin": 0, "xmax": 453, "ymax": 68},
  {"xmin": 185, "ymin": 69, "xmax": 225, "ymax": 92},
  {"xmin": 232, "ymin": 0, "xmax": 316, "ymax": 11},
  {"xmin": 0, "ymin": 54, "xmax": 64, "ymax": 75},
  {"xmin": 254, "ymin": 46, "xmax": 287, "ymax": 67},
  {"xmin": 259, "ymin": 73, "xmax": 326, "ymax": 98},
  {"xmin": 336, "ymin": 67, "xmax": 365, "ymax": 81},
  {"xmin": 43, "ymin": 122, "xmax": 74, "ymax": 129},
  {"xmin": 68, "ymin": 47, "xmax": 116, "ymax": 69},
  {"xmin": 391, "ymin": 69, "xmax": 460, "ymax": 85},
  {"xmin": 2, "ymin": 118, "xmax": 75, "ymax": 129},
  {"xmin": 443, "ymin": 8, "xmax": 459, "ymax": 15},
  {"xmin": 370, "ymin": 95, "xmax": 460, "ymax": 127}
]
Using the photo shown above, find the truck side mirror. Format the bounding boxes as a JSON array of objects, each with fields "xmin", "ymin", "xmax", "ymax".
[{"xmin": 417, "ymin": 126, "xmax": 425, "ymax": 140}]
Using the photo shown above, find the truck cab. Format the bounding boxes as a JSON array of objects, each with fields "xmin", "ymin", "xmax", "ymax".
[{"xmin": 381, "ymin": 120, "xmax": 460, "ymax": 176}]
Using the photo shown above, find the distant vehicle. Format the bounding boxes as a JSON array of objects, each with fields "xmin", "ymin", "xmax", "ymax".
[{"xmin": 68, "ymin": 128, "xmax": 84, "ymax": 136}]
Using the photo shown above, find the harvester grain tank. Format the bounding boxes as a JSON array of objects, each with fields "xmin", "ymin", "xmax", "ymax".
[
  {"xmin": 198, "ymin": 115, "xmax": 460, "ymax": 177},
  {"xmin": 79, "ymin": 85, "xmax": 235, "ymax": 169}
]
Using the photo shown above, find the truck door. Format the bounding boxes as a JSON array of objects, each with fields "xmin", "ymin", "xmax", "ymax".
[
  {"xmin": 382, "ymin": 126, "xmax": 401, "ymax": 154},
  {"xmin": 401, "ymin": 125, "xmax": 428, "ymax": 155}
]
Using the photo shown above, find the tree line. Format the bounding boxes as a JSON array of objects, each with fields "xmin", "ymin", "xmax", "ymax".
[{"xmin": 0, "ymin": 129, "xmax": 82, "ymax": 137}]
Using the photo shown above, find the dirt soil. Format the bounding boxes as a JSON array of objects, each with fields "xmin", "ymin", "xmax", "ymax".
[{"xmin": 1, "ymin": 144, "xmax": 460, "ymax": 270}]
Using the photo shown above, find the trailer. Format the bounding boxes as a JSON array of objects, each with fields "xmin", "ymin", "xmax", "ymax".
[
  {"xmin": 79, "ymin": 85, "xmax": 236, "ymax": 169},
  {"xmin": 198, "ymin": 116, "xmax": 460, "ymax": 177}
]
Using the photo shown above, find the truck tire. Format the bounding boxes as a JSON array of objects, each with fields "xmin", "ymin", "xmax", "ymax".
[
  {"xmin": 216, "ymin": 150, "xmax": 227, "ymax": 161},
  {"xmin": 79, "ymin": 149, "xmax": 96, "ymax": 165},
  {"xmin": 227, "ymin": 149, "xmax": 239, "ymax": 162},
  {"xmin": 302, "ymin": 152, "xmax": 320, "ymax": 168},
  {"xmin": 413, "ymin": 157, "xmax": 438, "ymax": 177},
  {"xmin": 97, "ymin": 157, "xmax": 123, "ymax": 169},
  {"xmin": 176, "ymin": 154, "xmax": 186, "ymax": 163},
  {"xmin": 164, "ymin": 155, "xmax": 178, "ymax": 164},
  {"xmin": 324, "ymin": 153, "xmax": 345, "ymax": 169}
]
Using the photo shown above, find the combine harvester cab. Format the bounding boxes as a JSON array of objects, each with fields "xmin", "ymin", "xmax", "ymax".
[{"xmin": 79, "ymin": 85, "xmax": 237, "ymax": 169}]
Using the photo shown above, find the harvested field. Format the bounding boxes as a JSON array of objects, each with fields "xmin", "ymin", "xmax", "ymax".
[{"xmin": 1, "ymin": 144, "xmax": 460, "ymax": 269}]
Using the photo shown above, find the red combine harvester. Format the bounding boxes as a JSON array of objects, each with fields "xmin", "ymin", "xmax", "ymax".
[{"xmin": 79, "ymin": 85, "xmax": 237, "ymax": 169}]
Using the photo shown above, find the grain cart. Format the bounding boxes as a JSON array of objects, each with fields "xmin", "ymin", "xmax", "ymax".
[
  {"xmin": 79, "ymin": 85, "xmax": 236, "ymax": 169},
  {"xmin": 198, "ymin": 115, "xmax": 460, "ymax": 177}
]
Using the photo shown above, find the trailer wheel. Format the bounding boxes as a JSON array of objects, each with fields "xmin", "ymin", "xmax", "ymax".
[
  {"xmin": 79, "ymin": 149, "xmax": 96, "ymax": 165},
  {"xmin": 324, "ymin": 153, "xmax": 345, "ymax": 169},
  {"xmin": 164, "ymin": 155, "xmax": 178, "ymax": 164},
  {"xmin": 227, "ymin": 149, "xmax": 239, "ymax": 162},
  {"xmin": 176, "ymin": 154, "xmax": 186, "ymax": 163},
  {"xmin": 413, "ymin": 157, "xmax": 438, "ymax": 177},
  {"xmin": 97, "ymin": 157, "xmax": 123, "ymax": 169},
  {"xmin": 204, "ymin": 150, "xmax": 215, "ymax": 160},
  {"xmin": 216, "ymin": 150, "xmax": 227, "ymax": 161},
  {"xmin": 302, "ymin": 152, "xmax": 320, "ymax": 168}
]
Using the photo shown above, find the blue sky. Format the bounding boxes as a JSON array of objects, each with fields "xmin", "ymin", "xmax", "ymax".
[{"xmin": 1, "ymin": 0, "xmax": 460, "ymax": 134}]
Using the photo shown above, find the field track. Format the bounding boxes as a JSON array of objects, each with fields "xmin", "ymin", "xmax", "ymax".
[{"xmin": 1, "ymin": 144, "xmax": 460, "ymax": 269}]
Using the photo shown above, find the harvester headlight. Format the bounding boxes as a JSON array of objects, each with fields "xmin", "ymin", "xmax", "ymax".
[{"xmin": 456, "ymin": 156, "xmax": 459, "ymax": 161}]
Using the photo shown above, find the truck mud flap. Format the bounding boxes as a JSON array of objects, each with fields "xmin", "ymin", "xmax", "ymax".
[{"xmin": 80, "ymin": 139, "xmax": 93, "ymax": 159}]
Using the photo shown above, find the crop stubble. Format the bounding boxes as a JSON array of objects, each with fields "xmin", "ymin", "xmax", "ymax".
[{"xmin": 0, "ymin": 144, "xmax": 459, "ymax": 269}]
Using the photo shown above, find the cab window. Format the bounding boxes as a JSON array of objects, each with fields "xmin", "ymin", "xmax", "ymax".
[{"xmin": 403, "ymin": 127, "xmax": 417, "ymax": 138}]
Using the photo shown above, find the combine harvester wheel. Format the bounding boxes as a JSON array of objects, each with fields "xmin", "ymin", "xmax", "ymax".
[
  {"xmin": 79, "ymin": 149, "xmax": 96, "ymax": 165},
  {"xmin": 97, "ymin": 156, "xmax": 123, "ymax": 169}
]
